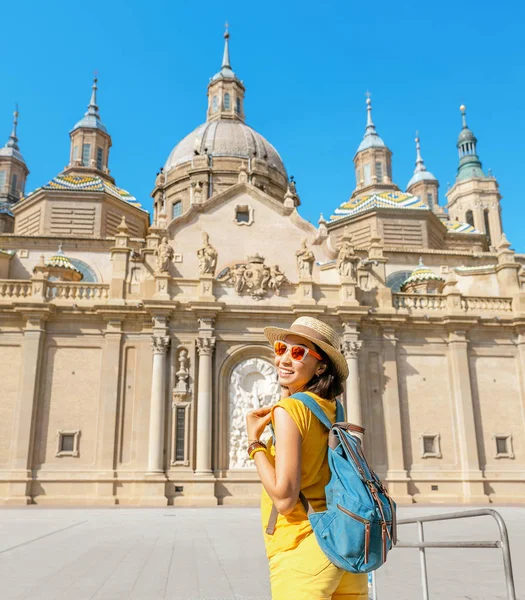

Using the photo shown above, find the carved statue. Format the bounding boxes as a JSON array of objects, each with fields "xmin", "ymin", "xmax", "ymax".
[
  {"xmin": 296, "ymin": 238, "xmax": 315, "ymax": 278},
  {"xmin": 269, "ymin": 265, "xmax": 287, "ymax": 296},
  {"xmin": 155, "ymin": 237, "xmax": 173, "ymax": 273},
  {"xmin": 197, "ymin": 232, "xmax": 218, "ymax": 276},
  {"xmin": 337, "ymin": 240, "xmax": 359, "ymax": 280}
]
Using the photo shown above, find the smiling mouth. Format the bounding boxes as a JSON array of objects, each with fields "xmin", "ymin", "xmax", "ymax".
[{"xmin": 279, "ymin": 368, "xmax": 294, "ymax": 377}]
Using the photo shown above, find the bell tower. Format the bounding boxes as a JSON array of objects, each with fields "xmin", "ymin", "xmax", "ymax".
[
  {"xmin": 351, "ymin": 94, "xmax": 398, "ymax": 199},
  {"xmin": 446, "ymin": 105, "xmax": 502, "ymax": 247},
  {"xmin": 65, "ymin": 76, "xmax": 113, "ymax": 181},
  {"xmin": 0, "ymin": 107, "xmax": 29, "ymax": 232}
]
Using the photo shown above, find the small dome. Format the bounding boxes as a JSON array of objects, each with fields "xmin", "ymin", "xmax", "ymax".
[
  {"xmin": 356, "ymin": 133, "xmax": 386, "ymax": 153},
  {"xmin": 72, "ymin": 114, "xmax": 107, "ymax": 134},
  {"xmin": 0, "ymin": 146, "xmax": 25, "ymax": 163},
  {"xmin": 164, "ymin": 119, "xmax": 287, "ymax": 177},
  {"xmin": 400, "ymin": 258, "xmax": 444, "ymax": 291},
  {"xmin": 407, "ymin": 169, "xmax": 437, "ymax": 189},
  {"xmin": 457, "ymin": 127, "xmax": 476, "ymax": 145}
]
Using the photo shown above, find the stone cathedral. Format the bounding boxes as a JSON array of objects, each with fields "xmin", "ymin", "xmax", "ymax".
[{"xmin": 0, "ymin": 30, "xmax": 524, "ymax": 507}]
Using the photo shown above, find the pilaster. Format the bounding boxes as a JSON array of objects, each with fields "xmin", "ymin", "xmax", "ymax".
[
  {"xmin": 381, "ymin": 328, "xmax": 411, "ymax": 503},
  {"xmin": 7, "ymin": 313, "xmax": 48, "ymax": 503},
  {"xmin": 341, "ymin": 322, "xmax": 363, "ymax": 432},
  {"xmin": 447, "ymin": 328, "xmax": 487, "ymax": 503},
  {"xmin": 95, "ymin": 317, "xmax": 123, "ymax": 503}
]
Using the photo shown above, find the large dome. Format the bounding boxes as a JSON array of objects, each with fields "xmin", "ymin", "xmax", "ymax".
[{"xmin": 164, "ymin": 119, "xmax": 287, "ymax": 177}]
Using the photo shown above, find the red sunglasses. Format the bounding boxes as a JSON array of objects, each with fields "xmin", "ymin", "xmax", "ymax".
[{"xmin": 273, "ymin": 340, "xmax": 323, "ymax": 362}]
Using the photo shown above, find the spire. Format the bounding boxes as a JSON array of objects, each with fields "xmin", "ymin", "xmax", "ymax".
[
  {"xmin": 365, "ymin": 93, "xmax": 376, "ymax": 135},
  {"xmin": 222, "ymin": 22, "xmax": 231, "ymax": 69},
  {"xmin": 414, "ymin": 133, "xmax": 424, "ymax": 171},
  {"xmin": 6, "ymin": 106, "xmax": 19, "ymax": 150},
  {"xmin": 86, "ymin": 76, "xmax": 99, "ymax": 118},
  {"xmin": 406, "ymin": 132, "xmax": 437, "ymax": 190},
  {"xmin": 356, "ymin": 92, "xmax": 387, "ymax": 154},
  {"xmin": 71, "ymin": 75, "xmax": 107, "ymax": 133},
  {"xmin": 456, "ymin": 104, "xmax": 484, "ymax": 181}
]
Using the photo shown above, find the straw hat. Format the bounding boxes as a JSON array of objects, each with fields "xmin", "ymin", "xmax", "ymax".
[{"xmin": 264, "ymin": 316, "xmax": 348, "ymax": 381}]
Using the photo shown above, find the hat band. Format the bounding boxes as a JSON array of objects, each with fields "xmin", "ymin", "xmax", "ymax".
[{"xmin": 290, "ymin": 324, "xmax": 334, "ymax": 349}]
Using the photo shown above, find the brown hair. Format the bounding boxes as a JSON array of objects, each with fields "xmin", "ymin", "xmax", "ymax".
[{"xmin": 304, "ymin": 344, "xmax": 344, "ymax": 399}]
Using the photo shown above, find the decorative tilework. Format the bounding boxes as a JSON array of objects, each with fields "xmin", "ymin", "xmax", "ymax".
[
  {"xmin": 444, "ymin": 220, "xmax": 481, "ymax": 234},
  {"xmin": 38, "ymin": 175, "xmax": 143, "ymax": 209},
  {"xmin": 330, "ymin": 191, "xmax": 429, "ymax": 221}
]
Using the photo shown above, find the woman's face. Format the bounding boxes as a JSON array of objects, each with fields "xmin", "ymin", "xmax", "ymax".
[{"xmin": 274, "ymin": 334, "xmax": 325, "ymax": 394}]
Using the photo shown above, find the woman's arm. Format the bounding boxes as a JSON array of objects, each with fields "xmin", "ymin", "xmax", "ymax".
[{"xmin": 253, "ymin": 406, "xmax": 302, "ymax": 515}]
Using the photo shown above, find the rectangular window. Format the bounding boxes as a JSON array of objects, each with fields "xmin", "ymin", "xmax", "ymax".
[
  {"xmin": 82, "ymin": 143, "xmax": 91, "ymax": 167},
  {"xmin": 356, "ymin": 168, "xmax": 361, "ymax": 184},
  {"xmin": 10, "ymin": 174, "xmax": 18, "ymax": 196},
  {"xmin": 427, "ymin": 192, "xmax": 434, "ymax": 208},
  {"xmin": 73, "ymin": 146, "xmax": 79, "ymax": 161},
  {"xmin": 60, "ymin": 434, "xmax": 75, "ymax": 453},
  {"xmin": 172, "ymin": 201, "xmax": 182, "ymax": 219},
  {"xmin": 0, "ymin": 170, "xmax": 6, "ymax": 192},
  {"xmin": 387, "ymin": 162, "xmax": 392, "ymax": 180},
  {"xmin": 96, "ymin": 147, "xmax": 103, "ymax": 170},
  {"xmin": 175, "ymin": 407, "xmax": 186, "ymax": 462},
  {"xmin": 494, "ymin": 434, "xmax": 514, "ymax": 458},
  {"xmin": 56, "ymin": 430, "xmax": 80, "ymax": 457},
  {"xmin": 421, "ymin": 433, "xmax": 441, "ymax": 458},
  {"xmin": 363, "ymin": 164, "xmax": 371, "ymax": 185},
  {"xmin": 375, "ymin": 162, "xmax": 383, "ymax": 182}
]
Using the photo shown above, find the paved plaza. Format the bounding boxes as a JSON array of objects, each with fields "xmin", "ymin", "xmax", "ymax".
[{"xmin": 0, "ymin": 506, "xmax": 523, "ymax": 600}]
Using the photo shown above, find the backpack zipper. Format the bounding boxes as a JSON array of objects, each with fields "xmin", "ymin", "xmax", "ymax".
[{"xmin": 336, "ymin": 504, "xmax": 370, "ymax": 564}]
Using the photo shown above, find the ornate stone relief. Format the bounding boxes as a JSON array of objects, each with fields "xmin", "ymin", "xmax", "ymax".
[
  {"xmin": 196, "ymin": 336, "xmax": 216, "ymax": 356},
  {"xmin": 217, "ymin": 254, "xmax": 287, "ymax": 299},
  {"xmin": 152, "ymin": 335, "xmax": 170, "ymax": 355},
  {"xmin": 229, "ymin": 358, "xmax": 280, "ymax": 469},
  {"xmin": 341, "ymin": 340, "xmax": 362, "ymax": 360},
  {"xmin": 197, "ymin": 232, "xmax": 218, "ymax": 276}
]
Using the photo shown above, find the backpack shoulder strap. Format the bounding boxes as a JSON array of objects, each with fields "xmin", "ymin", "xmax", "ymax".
[
  {"xmin": 335, "ymin": 398, "xmax": 345, "ymax": 423},
  {"xmin": 291, "ymin": 392, "xmax": 333, "ymax": 430}
]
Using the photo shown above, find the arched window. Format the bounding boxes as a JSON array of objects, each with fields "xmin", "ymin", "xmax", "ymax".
[
  {"xmin": 386, "ymin": 271, "xmax": 412, "ymax": 293},
  {"xmin": 172, "ymin": 201, "xmax": 182, "ymax": 219},
  {"xmin": 236, "ymin": 97, "xmax": 241, "ymax": 114},
  {"xmin": 212, "ymin": 96, "xmax": 218, "ymax": 113},
  {"xmin": 224, "ymin": 93, "xmax": 231, "ymax": 110},
  {"xmin": 10, "ymin": 173, "xmax": 18, "ymax": 196},
  {"xmin": 484, "ymin": 209, "xmax": 491, "ymax": 245},
  {"xmin": 466, "ymin": 210, "xmax": 474, "ymax": 227}
]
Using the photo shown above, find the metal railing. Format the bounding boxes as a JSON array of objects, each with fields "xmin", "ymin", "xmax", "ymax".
[{"xmin": 370, "ymin": 509, "xmax": 516, "ymax": 600}]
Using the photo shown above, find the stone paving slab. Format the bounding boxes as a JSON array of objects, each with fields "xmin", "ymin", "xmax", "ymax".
[{"xmin": 0, "ymin": 506, "xmax": 523, "ymax": 600}]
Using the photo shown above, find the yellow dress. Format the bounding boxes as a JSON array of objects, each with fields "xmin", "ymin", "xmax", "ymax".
[{"xmin": 260, "ymin": 392, "xmax": 367, "ymax": 599}]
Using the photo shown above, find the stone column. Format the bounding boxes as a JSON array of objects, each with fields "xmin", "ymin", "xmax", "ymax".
[
  {"xmin": 447, "ymin": 329, "xmax": 487, "ymax": 502},
  {"xmin": 195, "ymin": 335, "xmax": 216, "ymax": 474},
  {"xmin": 341, "ymin": 338, "xmax": 362, "ymax": 428},
  {"xmin": 147, "ymin": 335, "xmax": 170, "ymax": 473},
  {"xmin": 516, "ymin": 329, "xmax": 525, "ymax": 414},
  {"xmin": 9, "ymin": 314, "xmax": 47, "ymax": 503},
  {"xmin": 381, "ymin": 328, "xmax": 411, "ymax": 502}
]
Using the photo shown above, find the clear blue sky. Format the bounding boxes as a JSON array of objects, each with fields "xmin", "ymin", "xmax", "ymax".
[{"xmin": 2, "ymin": 0, "xmax": 524, "ymax": 251}]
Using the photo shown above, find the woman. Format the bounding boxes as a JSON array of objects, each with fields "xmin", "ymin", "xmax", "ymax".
[{"xmin": 246, "ymin": 316, "xmax": 368, "ymax": 599}]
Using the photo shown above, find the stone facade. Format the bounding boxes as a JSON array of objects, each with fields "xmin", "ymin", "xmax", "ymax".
[{"xmin": 0, "ymin": 32, "xmax": 524, "ymax": 507}]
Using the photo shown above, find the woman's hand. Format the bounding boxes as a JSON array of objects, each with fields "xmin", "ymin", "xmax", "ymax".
[{"xmin": 246, "ymin": 406, "xmax": 272, "ymax": 441}]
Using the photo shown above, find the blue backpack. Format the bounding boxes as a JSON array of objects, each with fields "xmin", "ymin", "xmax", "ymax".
[{"xmin": 266, "ymin": 392, "xmax": 397, "ymax": 573}]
